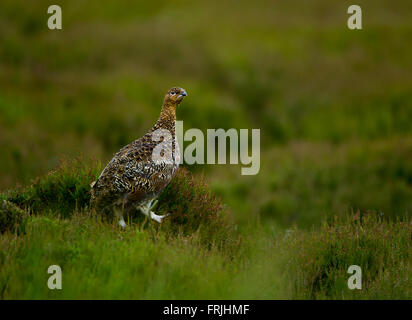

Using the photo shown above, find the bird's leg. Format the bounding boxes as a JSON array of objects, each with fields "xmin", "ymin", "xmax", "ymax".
[
  {"xmin": 114, "ymin": 209, "xmax": 127, "ymax": 228},
  {"xmin": 150, "ymin": 200, "xmax": 158, "ymax": 210},
  {"xmin": 138, "ymin": 200, "xmax": 169, "ymax": 223},
  {"xmin": 115, "ymin": 201, "xmax": 127, "ymax": 228}
]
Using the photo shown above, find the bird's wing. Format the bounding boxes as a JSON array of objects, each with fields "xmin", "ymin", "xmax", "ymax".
[{"xmin": 91, "ymin": 132, "xmax": 176, "ymax": 206}]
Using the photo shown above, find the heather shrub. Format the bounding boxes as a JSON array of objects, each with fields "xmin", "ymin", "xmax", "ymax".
[
  {"xmin": 281, "ymin": 212, "xmax": 412, "ymax": 299},
  {"xmin": 156, "ymin": 168, "xmax": 238, "ymax": 251},
  {"xmin": 2, "ymin": 160, "xmax": 237, "ymax": 250},
  {"xmin": 4, "ymin": 158, "xmax": 100, "ymax": 218},
  {"xmin": 0, "ymin": 200, "xmax": 27, "ymax": 234}
]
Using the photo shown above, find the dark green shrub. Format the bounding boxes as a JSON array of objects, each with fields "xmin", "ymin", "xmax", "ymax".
[
  {"xmin": 0, "ymin": 200, "xmax": 27, "ymax": 233},
  {"xmin": 2, "ymin": 159, "xmax": 238, "ymax": 251},
  {"xmin": 5, "ymin": 157, "xmax": 100, "ymax": 218},
  {"xmin": 157, "ymin": 168, "xmax": 238, "ymax": 251}
]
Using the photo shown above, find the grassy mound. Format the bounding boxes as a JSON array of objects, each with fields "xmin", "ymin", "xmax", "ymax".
[
  {"xmin": 157, "ymin": 169, "xmax": 237, "ymax": 251},
  {"xmin": 4, "ymin": 158, "xmax": 99, "ymax": 218},
  {"xmin": 1, "ymin": 159, "xmax": 237, "ymax": 250}
]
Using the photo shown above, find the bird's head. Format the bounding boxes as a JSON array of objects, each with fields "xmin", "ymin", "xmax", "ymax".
[{"xmin": 164, "ymin": 87, "xmax": 187, "ymax": 106}]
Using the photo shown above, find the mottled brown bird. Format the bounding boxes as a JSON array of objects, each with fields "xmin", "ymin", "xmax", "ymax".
[{"xmin": 90, "ymin": 87, "xmax": 187, "ymax": 227}]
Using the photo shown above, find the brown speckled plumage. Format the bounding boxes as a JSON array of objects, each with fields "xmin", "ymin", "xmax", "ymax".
[{"xmin": 90, "ymin": 87, "xmax": 187, "ymax": 222}]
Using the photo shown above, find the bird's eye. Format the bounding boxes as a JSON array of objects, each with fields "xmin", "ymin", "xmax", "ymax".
[{"xmin": 170, "ymin": 91, "xmax": 175, "ymax": 95}]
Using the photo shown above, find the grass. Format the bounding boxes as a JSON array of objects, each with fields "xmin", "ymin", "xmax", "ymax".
[
  {"xmin": 0, "ymin": 160, "xmax": 411, "ymax": 299},
  {"xmin": 1, "ymin": 0, "xmax": 411, "ymax": 228},
  {"xmin": 0, "ymin": 214, "xmax": 239, "ymax": 299},
  {"xmin": 281, "ymin": 213, "xmax": 412, "ymax": 299},
  {"xmin": 0, "ymin": 0, "xmax": 411, "ymax": 299}
]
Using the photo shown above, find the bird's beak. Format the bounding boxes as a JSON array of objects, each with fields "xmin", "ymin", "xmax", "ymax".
[{"xmin": 179, "ymin": 89, "xmax": 187, "ymax": 98}]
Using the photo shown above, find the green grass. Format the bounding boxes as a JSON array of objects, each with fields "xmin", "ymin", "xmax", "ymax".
[
  {"xmin": 0, "ymin": 200, "xmax": 410, "ymax": 299},
  {"xmin": 0, "ymin": 0, "xmax": 411, "ymax": 299},
  {"xmin": 0, "ymin": 214, "xmax": 240, "ymax": 299},
  {"xmin": 1, "ymin": 0, "xmax": 411, "ymax": 228},
  {"xmin": 282, "ymin": 214, "xmax": 411, "ymax": 299},
  {"xmin": 0, "ymin": 161, "xmax": 411, "ymax": 299}
]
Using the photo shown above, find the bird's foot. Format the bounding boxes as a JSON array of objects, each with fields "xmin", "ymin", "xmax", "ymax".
[
  {"xmin": 149, "ymin": 211, "xmax": 171, "ymax": 223},
  {"xmin": 138, "ymin": 202, "xmax": 170, "ymax": 224},
  {"xmin": 114, "ymin": 207, "xmax": 127, "ymax": 228},
  {"xmin": 119, "ymin": 218, "xmax": 127, "ymax": 228}
]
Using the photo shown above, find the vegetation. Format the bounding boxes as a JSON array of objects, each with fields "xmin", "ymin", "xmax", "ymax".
[
  {"xmin": 0, "ymin": 160, "xmax": 410, "ymax": 299},
  {"xmin": 282, "ymin": 214, "xmax": 411, "ymax": 299},
  {"xmin": 0, "ymin": 0, "xmax": 411, "ymax": 299}
]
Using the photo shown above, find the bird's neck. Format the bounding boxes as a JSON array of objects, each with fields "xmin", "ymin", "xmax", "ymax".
[{"xmin": 154, "ymin": 103, "xmax": 177, "ymax": 133}]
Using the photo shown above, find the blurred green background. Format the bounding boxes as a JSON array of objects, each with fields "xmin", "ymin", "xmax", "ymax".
[{"xmin": 1, "ymin": 0, "xmax": 411, "ymax": 229}]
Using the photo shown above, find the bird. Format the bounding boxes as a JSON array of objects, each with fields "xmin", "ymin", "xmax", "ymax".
[{"xmin": 90, "ymin": 87, "xmax": 187, "ymax": 227}]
